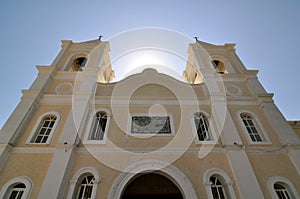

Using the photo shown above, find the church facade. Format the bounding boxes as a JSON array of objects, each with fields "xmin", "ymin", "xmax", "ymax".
[{"xmin": 0, "ymin": 38, "xmax": 300, "ymax": 199}]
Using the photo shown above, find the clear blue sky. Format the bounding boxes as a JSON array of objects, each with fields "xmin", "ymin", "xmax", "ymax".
[{"xmin": 0, "ymin": 1, "xmax": 299, "ymax": 128}]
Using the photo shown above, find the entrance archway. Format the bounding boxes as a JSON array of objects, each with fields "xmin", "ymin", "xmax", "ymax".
[
  {"xmin": 107, "ymin": 160, "xmax": 198, "ymax": 199},
  {"xmin": 121, "ymin": 173, "xmax": 183, "ymax": 199}
]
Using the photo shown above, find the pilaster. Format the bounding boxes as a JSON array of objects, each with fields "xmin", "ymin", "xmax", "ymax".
[
  {"xmin": 227, "ymin": 150, "xmax": 264, "ymax": 198},
  {"xmin": 0, "ymin": 66, "xmax": 55, "ymax": 173},
  {"xmin": 260, "ymin": 102, "xmax": 300, "ymax": 145},
  {"xmin": 288, "ymin": 149, "xmax": 300, "ymax": 175},
  {"xmin": 220, "ymin": 108, "xmax": 243, "ymax": 146},
  {"xmin": 38, "ymin": 42, "xmax": 110, "ymax": 198}
]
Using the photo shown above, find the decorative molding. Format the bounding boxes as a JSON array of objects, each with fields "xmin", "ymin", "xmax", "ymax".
[
  {"xmin": 55, "ymin": 82, "xmax": 73, "ymax": 95},
  {"xmin": 226, "ymin": 84, "xmax": 243, "ymax": 97},
  {"xmin": 11, "ymin": 147, "xmax": 55, "ymax": 154}
]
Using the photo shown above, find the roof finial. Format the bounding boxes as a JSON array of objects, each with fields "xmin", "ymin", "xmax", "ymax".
[
  {"xmin": 98, "ymin": 35, "xmax": 103, "ymax": 41},
  {"xmin": 194, "ymin": 37, "xmax": 199, "ymax": 42}
]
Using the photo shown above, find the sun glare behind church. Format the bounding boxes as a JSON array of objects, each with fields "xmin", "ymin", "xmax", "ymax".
[{"xmin": 111, "ymin": 48, "xmax": 186, "ymax": 82}]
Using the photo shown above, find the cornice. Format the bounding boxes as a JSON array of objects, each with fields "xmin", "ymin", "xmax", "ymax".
[{"xmin": 11, "ymin": 147, "xmax": 55, "ymax": 154}]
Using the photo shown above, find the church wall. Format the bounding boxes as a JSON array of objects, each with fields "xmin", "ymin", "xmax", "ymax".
[
  {"xmin": 247, "ymin": 153, "xmax": 300, "ymax": 198},
  {"xmin": 66, "ymin": 150, "xmax": 239, "ymax": 199},
  {"xmin": 64, "ymin": 152, "xmax": 120, "ymax": 199},
  {"xmin": 0, "ymin": 153, "xmax": 53, "ymax": 198},
  {"xmin": 1, "ymin": 38, "xmax": 299, "ymax": 199},
  {"xmin": 173, "ymin": 152, "xmax": 240, "ymax": 199},
  {"xmin": 80, "ymin": 102, "xmax": 217, "ymax": 150}
]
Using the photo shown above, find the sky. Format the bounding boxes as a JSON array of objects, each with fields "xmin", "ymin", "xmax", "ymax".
[{"xmin": 0, "ymin": 0, "xmax": 299, "ymax": 128}]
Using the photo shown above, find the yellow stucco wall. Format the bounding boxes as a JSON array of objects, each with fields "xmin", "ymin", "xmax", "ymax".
[
  {"xmin": 66, "ymin": 150, "xmax": 240, "ymax": 199},
  {"xmin": 0, "ymin": 153, "xmax": 53, "ymax": 198},
  {"xmin": 248, "ymin": 153, "xmax": 300, "ymax": 199}
]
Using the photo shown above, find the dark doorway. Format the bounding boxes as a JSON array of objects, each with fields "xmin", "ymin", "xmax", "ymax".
[{"xmin": 121, "ymin": 173, "xmax": 184, "ymax": 199}]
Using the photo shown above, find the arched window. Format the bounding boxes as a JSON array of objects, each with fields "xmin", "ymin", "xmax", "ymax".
[
  {"xmin": 31, "ymin": 115, "xmax": 57, "ymax": 143},
  {"xmin": 72, "ymin": 57, "xmax": 87, "ymax": 71},
  {"xmin": 76, "ymin": 175, "xmax": 96, "ymax": 199},
  {"xmin": 26, "ymin": 112, "xmax": 60, "ymax": 144},
  {"xmin": 89, "ymin": 112, "xmax": 108, "ymax": 141},
  {"xmin": 203, "ymin": 168, "xmax": 236, "ymax": 199},
  {"xmin": 274, "ymin": 183, "xmax": 292, "ymax": 199},
  {"xmin": 7, "ymin": 183, "xmax": 26, "ymax": 199},
  {"xmin": 194, "ymin": 112, "xmax": 211, "ymax": 141},
  {"xmin": 212, "ymin": 60, "xmax": 228, "ymax": 74},
  {"xmin": 0, "ymin": 176, "xmax": 33, "ymax": 199},
  {"xmin": 210, "ymin": 176, "xmax": 226, "ymax": 199},
  {"xmin": 67, "ymin": 167, "xmax": 100, "ymax": 199},
  {"xmin": 240, "ymin": 113, "xmax": 262, "ymax": 142},
  {"xmin": 267, "ymin": 176, "xmax": 299, "ymax": 199}
]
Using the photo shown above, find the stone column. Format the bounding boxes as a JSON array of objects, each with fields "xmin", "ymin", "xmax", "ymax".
[
  {"xmin": 37, "ymin": 111, "xmax": 78, "ymax": 198},
  {"xmin": 38, "ymin": 42, "xmax": 110, "ymax": 198},
  {"xmin": 0, "ymin": 66, "xmax": 54, "ymax": 172},
  {"xmin": 227, "ymin": 150, "xmax": 264, "ymax": 199}
]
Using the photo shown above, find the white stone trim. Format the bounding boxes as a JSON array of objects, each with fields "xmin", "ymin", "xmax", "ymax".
[
  {"xmin": 39, "ymin": 95, "xmax": 212, "ymax": 106},
  {"xmin": 226, "ymin": 83, "xmax": 243, "ymax": 97},
  {"xmin": 108, "ymin": 159, "xmax": 198, "ymax": 199},
  {"xmin": 77, "ymin": 146, "xmax": 230, "ymax": 155},
  {"xmin": 12, "ymin": 147, "xmax": 55, "ymax": 154},
  {"xmin": 55, "ymin": 82, "xmax": 73, "ymax": 95},
  {"xmin": 26, "ymin": 111, "xmax": 61, "ymax": 145},
  {"xmin": 227, "ymin": 150, "xmax": 264, "ymax": 198},
  {"xmin": 267, "ymin": 176, "xmax": 300, "ymax": 199},
  {"xmin": 67, "ymin": 166, "xmax": 101, "ymax": 199},
  {"xmin": 0, "ymin": 176, "xmax": 33, "ymax": 199},
  {"xmin": 203, "ymin": 168, "xmax": 236, "ymax": 199},
  {"xmin": 83, "ymin": 108, "xmax": 111, "ymax": 145},
  {"xmin": 236, "ymin": 110, "xmax": 271, "ymax": 145}
]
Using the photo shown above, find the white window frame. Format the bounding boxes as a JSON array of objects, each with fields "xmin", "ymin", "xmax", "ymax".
[
  {"xmin": 67, "ymin": 167, "xmax": 101, "ymax": 199},
  {"xmin": 76, "ymin": 175, "xmax": 96, "ymax": 199},
  {"xmin": 0, "ymin": 176, "xmax": 33, "ymax": 199},
  {"xmin": 83, "ymin": 108, "xmax": 111, "ymax": 144},
  {"xmin": 127, "ymin": 113, "xmax": 175, "ymax": 137},
  {"xmin": 236, "ymin": 110, "xmax": 271, "ymax": 144},
  {"xmin": 203, "ymin": 168, "xmax": 236, "ymax": 199},
  {"xmin": 267, "ymin": 176, "xmax": 299, "ymax": 199},
  {"xmin": 209, "ymin": 176, "xmax": 227, "ymax": 199},
  {"xmin": 191, "ymin": 111, "xmax": 217, "ymax": 144},
  {"xmin": 26, "ymin": 111, "xmax": 61, "ymax": 144}
]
